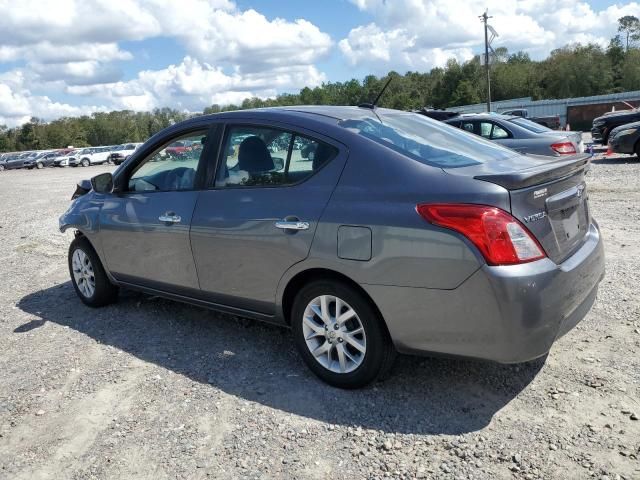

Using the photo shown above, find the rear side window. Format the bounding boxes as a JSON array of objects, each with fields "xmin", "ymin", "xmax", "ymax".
[
  {"xmin": 339, "ymin": 112, "xmax": 517, "ymax": 168},
  {"xmin": 491, "ymin": 124, "xmax": 510, "ymax": 139},
  {"xmin": 215, "ymin": 126, "xmax": 337, "ymax": 188},
  {"xmin": 460, "ymin": 121, "xmax": 475, "ymax": 133}
]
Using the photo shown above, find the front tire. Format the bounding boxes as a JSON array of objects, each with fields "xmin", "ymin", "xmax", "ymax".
[
  {"xmin": 68, "ymin": 236, "xmax": 118, "ymax": 307},
  {"xmin": 81, "ymin": 158, "xmax": 90, "ymax": 167},
  {"xmin": 36, "ymin": 162, "xmax": 44, "ymax": 169},
  {"xmin": 291, "ymin": 280, "xmax": 395, "ymax": 389}
]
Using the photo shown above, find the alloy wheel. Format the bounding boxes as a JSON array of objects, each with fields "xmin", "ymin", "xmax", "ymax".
[
  {"xmin": 302, "ymin": 295, "xmax": 366, "ymax": 374},
  {"xmin": 71, "ymin": 249, "xmax": 96, "ymax": 298}
]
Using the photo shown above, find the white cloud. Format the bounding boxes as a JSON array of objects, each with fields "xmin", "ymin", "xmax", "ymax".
[
  {"xmin": 66, "ymin": 56, "xmax": 327, "ymax": 112},
  {"xmin": 339, "ymin": 24, "xmax": 474, "ymax": 69},
  {"xmin": 0, "ymin": 42, "xmax": 132, "ymax": 64},
  {"xmin": 0, "ymin": 71, "xmax": 107, "ymax": 127},
  {"xmin": 0, "ymin": 0, "xmax": 332, "ymax": 125},
  {"xmin": 340, "ymin": 0, "xmax": 640, "ymax": 71}
]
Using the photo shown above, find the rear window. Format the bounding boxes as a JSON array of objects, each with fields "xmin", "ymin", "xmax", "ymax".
[
  {"xmin": 509, "ymin": 117, "xmax": 553, "ymax": 134},
  {"xmin": 339, "ymin": 112, "xmax": 517, "ymax": 168}
]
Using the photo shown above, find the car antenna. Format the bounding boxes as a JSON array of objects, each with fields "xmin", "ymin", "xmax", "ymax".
[{"xmin": 358, "ymin": 76, "xmax": 393, "ymax": 109}]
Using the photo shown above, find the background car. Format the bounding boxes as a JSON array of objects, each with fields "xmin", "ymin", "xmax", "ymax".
[
  {"xmin": 500, "ymin": 108, "xmax": 561, "ymax": 130},
  {"xmin": 60, "ymin": 106, "xmax": 604, "ymax": 389},
  {"xmin": 0, "ymin": 153, "xmax": 21, "ymax": 171},
  {"xmin": 109, "ymin": 143, "xmax": 143, "ymax": 165},
  {"xmin": 54, "ymin": 149, "xmax": 84, "ymax": 167},
  {"xmin": 23, "ymin": 151, "xmax": 58, "ymax": 169},
  {"xmin": 165, "ymin": 140, "xmax": 191, "ymax": 157},
  {"xmin": 414, "ymin": 108, "xmax": 461, "ymax": 121},
  {"xmin": 591, "ymin": 108, "xmax": 640, "ymax": 144},
  {"xmin": 75, "ymin": 147, "xmax": 113, "ymax": 166},
  {"xmin": 608, "ymin": 121, "xmax": 640, "ymax": 158},
  {"xmin": 0, "ymin": 153, "xmax": 9, "ymax": 171},
  {"xmin": 445, "ymin": 113, "xmax": 583, "ymax": 156},
  {"xmin": 3, "ymin": 152, "xmax": 35, "ymax": 170}
]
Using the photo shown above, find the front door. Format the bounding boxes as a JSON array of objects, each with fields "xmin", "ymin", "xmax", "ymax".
[
  {"xmin": 99, "ymin": 129, "xmax": 211, "ymax": 294},
  {"xmin": 190, "ymin": 123, "xmax": 346, "ymax": 314}
]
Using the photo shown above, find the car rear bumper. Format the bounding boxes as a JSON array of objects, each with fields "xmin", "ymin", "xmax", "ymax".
[{"xmin": 363, "ymin": 222, "xmax": 605, "ymax": 363}]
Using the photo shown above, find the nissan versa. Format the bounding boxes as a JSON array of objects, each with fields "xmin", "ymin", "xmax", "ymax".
[{"xmin": 60, "ymin": 106, "xmax": 605, "ymax": 388}]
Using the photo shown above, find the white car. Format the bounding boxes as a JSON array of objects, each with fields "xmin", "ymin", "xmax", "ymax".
[
  {"xmin": 54, "ymin": 149, "xmax": 84, "ymax": 167},
  {"xmin": 74, "ymin": 146, "xmax": 114, "ymax": 166},
  {"xmin": 109, "ymin": 142, "xmax": 143, "ymax": 165}
]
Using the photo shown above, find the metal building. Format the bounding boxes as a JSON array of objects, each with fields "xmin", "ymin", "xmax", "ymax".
[{"xmin": 447, "ymin": 91, "xmax": 640, "ymax": 130}]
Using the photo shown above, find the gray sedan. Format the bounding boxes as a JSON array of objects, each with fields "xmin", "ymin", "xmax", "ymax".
[
  {"xmin": 60, "ymin": 107, "xmax": 604, "ymax": 388},
  {"xmin": 446, "ymin": 113, "xmax": 583, "ymax": 157}
]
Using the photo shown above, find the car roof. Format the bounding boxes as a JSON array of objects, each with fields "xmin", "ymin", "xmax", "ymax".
[
  {"xmin": 193, "ymin": 105, "xmax": 393, "ymax": 125},
  {"xmin": 453, "ymin": 113, "xmax": 517, "ymax": 121}
]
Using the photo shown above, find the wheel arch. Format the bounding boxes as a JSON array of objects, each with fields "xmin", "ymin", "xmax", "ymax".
[
  {"xmin": 69, "ymin": 229, "xmax": 116, "ymax": 284},
  {"xmin": 279, "ymin": 267, "xmax": 391, "ymax": 338}
]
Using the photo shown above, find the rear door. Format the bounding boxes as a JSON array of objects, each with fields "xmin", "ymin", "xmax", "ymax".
[
  {"xmin": 190, "ymin": 121, "xmax": 347, "ymax": 314},
  {"xmin": 99, "ymin": 127, "xmax": 214, "ymax": 294}
]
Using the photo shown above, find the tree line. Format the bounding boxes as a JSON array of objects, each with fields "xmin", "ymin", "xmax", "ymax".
[{"xmin": 2, "ymin": 16, "xmax": 640, "ymax": 153}]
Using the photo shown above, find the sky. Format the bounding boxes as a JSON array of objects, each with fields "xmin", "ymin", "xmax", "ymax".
[{"xmin": 1, "ymin": 0, "xmax": 639, "ymax": 127}]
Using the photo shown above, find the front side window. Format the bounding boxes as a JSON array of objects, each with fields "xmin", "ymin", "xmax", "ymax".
[
  {"xmin": 215, "ymin": 126, "xmax": 337, "ymax": 188},
  {"xmin": 128, "ymin": 131, "xmax": 207, "ymax": 192},
  {"xmin": 479, "ymin": 122, "xmax": 493, "ymax": 138}
]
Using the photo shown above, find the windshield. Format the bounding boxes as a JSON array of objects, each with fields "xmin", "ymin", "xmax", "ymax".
[
  {"xmin": 339, "ymin": 111, "xmax": 518, "ymax": 168},
  {"xmin": 508, "ymin": 117, "xmax": 553, "ymax": 134}
]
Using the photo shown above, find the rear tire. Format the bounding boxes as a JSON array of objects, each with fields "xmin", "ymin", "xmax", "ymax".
[
  {"xmin": 291, "ymin": 280, "xmax": 395, "ymax": 389},
  {"xmin": 635, "ymin": 141, "xmax": 640, "ymax": 161},
  {"xmin": 68, "ymin": 236, "xmax": 118, "ymax": 307}
]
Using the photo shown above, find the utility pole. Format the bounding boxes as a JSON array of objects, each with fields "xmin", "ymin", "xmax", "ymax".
[{"xmin": 480, "ymin": 10, "xmax": 492, "ymax": 112}]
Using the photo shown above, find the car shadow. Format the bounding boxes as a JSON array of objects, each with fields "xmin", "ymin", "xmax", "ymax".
[
  {"xmin": 17, "ymin": 282, "xmax": 544, "ymax": 435},
  {"xmin": 591, "ymin": 155, "xmax": 639, "ymax": 165}
]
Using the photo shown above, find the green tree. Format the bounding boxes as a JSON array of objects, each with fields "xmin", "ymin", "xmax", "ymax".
[{"xmin": 618, "ymin": 15, "xmax": 640, "ymax": 51}]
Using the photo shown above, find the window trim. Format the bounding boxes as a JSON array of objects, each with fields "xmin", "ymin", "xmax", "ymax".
[
  {"xmin": 209, "ymin": 123, "xmax": 339, "ymax": 190},
  {"xmin": 116, "ymin": 126, "xmax": 214, "ymax": 195}
]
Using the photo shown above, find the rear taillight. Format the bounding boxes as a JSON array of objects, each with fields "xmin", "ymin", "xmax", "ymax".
[
  {"xmin": 416, "ymin": 204, "xmax": 546, "ymax": 266},
  {"xmin": 550, "ymin": 142, "xmax": 576, "ymax": 154}
]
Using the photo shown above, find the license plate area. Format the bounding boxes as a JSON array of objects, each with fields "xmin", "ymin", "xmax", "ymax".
[{"xmin": 547, "ymin": 183, "xmax": 589, "ymax": 255}]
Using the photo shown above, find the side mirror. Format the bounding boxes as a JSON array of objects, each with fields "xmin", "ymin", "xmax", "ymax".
[
  {"xmin": 91, "ymin": 172, "xmax": 113, "ymax": 194},
  {"xmin": 272, "ymin": 157, "xmax": 285, "ymax": 171}
]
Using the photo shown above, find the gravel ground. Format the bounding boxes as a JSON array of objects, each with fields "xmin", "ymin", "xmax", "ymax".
[{"xmin": 0, "ymin": 152, "xmax": 639, "ymax": 480}]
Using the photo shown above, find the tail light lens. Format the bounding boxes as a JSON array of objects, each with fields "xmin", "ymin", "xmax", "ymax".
[
  {"xmin": 550, "ymin": 142, "xmax": 576, "ymax": 154},
  {"xmin": 416, "ymin": 204, "xmax": 546, "ymax": 266}
]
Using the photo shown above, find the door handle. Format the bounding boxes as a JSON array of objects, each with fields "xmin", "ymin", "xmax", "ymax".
[
  {"xmin": 275, "ymin": 220, "xmax": 309, "ymax": 231},
  {"xmin": 159, "ymin": 213, "xmax": 182, "ymax": 223}
]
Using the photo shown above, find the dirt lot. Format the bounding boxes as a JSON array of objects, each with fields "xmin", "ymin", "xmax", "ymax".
[{"xmin": 0, "ymin": 154, "xmax": 639, "ymax": 480}]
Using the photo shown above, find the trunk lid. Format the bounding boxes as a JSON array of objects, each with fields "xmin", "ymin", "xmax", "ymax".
[{"xmin": 446, "ymin": 154, "xmax": 592, "ymax": 263}]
